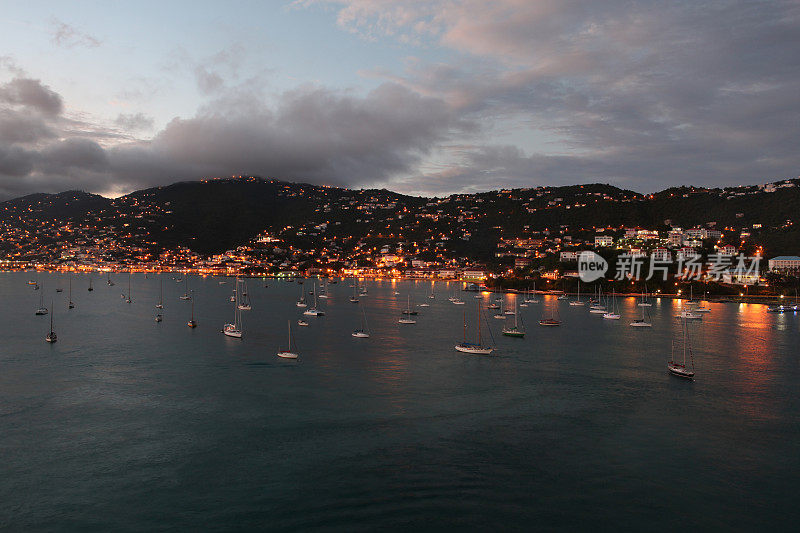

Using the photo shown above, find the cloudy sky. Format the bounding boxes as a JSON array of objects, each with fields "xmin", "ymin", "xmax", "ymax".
[{"xmin": 0, "ymin": 0, "xmax": 798, "ymax": 199}]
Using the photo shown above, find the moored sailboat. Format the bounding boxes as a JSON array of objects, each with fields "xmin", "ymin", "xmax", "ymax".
[
  {"xmin": 668, "ymin": 317, "xmax": 696, "ymax": 379},
  {"xmin": 277, "ymin": 320, "xmax": 299, "ymax": 359},
  {"xmin": 502, "ymin": 298, "xmax": 525, "ymax": 337},
  {"xmin": 223, "ymin": 286, "xmax": 243, "ymax": 337},
  {"xmin": 45, "ymin": 301, "xmax": 57, "ymax": 343},
  {"xmin": 455, "ymin": 301, "xmax": 494, "ymax": 354}
]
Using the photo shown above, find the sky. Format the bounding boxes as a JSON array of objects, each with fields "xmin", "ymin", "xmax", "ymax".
[{"xmin": 0, "ymin": 0, "xmax": 798, "ymax": 200}]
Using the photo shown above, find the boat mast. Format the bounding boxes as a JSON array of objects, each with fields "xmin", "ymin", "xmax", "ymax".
[{"xmin": 477, "ymin": 300, "xmax": 482, "ymax": 345}]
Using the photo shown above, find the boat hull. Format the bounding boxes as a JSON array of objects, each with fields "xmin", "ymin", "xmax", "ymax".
[
  {"xmin": 668, "ymin": 363, "xmax": 695, "ymax": 379},
  {"xmin": 455, "ymin": 343, "xmax": 494, "ymax": 354},
  {"xmin": 277, "ymin": 351, "xmax": 298, "ymax": 359}
]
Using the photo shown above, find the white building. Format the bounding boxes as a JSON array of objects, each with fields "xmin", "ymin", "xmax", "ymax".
[
  {"xmin": 595, "ymin": 235, "xmax": 613, "ymax": 247},
  {"xmin": 768, "ymin": 256, "xmax": 800, "ymax": 271},
  {"xmin": 559, "ymin": 251, "xmax": 578, "ymax": 262}
]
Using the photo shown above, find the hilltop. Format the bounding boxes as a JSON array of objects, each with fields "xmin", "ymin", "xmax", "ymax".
[{"xmin": 1, "ymin": 176, "xmax": 798, "ymax": 270}]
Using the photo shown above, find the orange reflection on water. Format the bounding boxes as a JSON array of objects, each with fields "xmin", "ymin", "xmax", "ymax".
[{"xmin": 726, "ymin": 302, "xmax": 782, "ymax": 422}]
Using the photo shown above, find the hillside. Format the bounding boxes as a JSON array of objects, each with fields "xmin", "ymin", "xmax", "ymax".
[{"xmin": 1, "ymin": 176, "xmax": 798, "ymax": 265}]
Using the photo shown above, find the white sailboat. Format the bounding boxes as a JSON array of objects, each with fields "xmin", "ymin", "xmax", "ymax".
[
  {"xmin": 352, "ymin": 302, "xmax": 370, "ymax": 338},
  {"xmin": 125, "ymin": 270, "xmax": 132, "ymax": 304},
  {"xmin": 179, "ymin": 275, "xmax": 191, "ymax": 300},
  {"xmin": 68, "ymin": 274, "xmax": 74, "ymax": 309},
  {"xmin": 603, "ymin": 290, "xmax": 621, "ymax": 319},
  {"xmin": 277, "ymin": 320, "xmax": 299, "ymax": 359},
  {"xmin": 296, "ymin": 280, "xmax": 307, "ymax": 307},
  {"xmin": 35, "ymin": 284, "xmax": 48, "ymax": 315},
  {"xmin": 223, "ymin": 286, "xmax": 243, "ymax": 337},
  {"xmin": 455, "ymin": 301, "xmax": 494, "ymax": 354},
  {"xmin": 524, "ymin": 283, "xmax": 540, "ymax": 304},
  {"xmin": 590, "ymin": 286, "xmax": 608, "ymax": 314},
  {"xmin": 303, "ymin": 281, "xmax": 325, "ymax": 316},
  {"xmin": 668, "ymin": 318, "xmax": 696, "ymax": 379},
  {"xmin": 569, "ymin": 279, "xmax": 585, "ymax": 306}
]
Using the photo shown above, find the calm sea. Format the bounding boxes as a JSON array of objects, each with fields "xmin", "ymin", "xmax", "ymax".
[{"xmin": 1, "ymin": 272, "xmax": 798, "ymax": 531}]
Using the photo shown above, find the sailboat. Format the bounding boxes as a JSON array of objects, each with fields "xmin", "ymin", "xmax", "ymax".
[
  {"xmin": 46, "ymin": 301, "xmax": 57, "ymax": 343},
  {"xmin": 87, "ymin": 274, "xmax": 93, "ymax": 292},
  {"xmin": 630, "ymin": 301, "xmax": 652, "ymax": 327},
  {"xmin": 676, "ymin": 301, "xmax": 702, "ymax": 319},
  {"xmin": 590, "ymin": 286, "xmax": 608, "ymax": 314},
  {"xmin": 455, "ymin": 301, "xmax": 494, "ymax": 354},
  {"xmin": 238, "ymin": 279, "xmax": 252, "ymax": 310},
  {"xmin": 180, "ymin": 275, "xmax": 191, "ymax": 300},
  {"xmin": 187, "ymin": 291, "xmax": 198, "ymax": 328},
  {"xmin": 55, "ymin": 275, "xmax": 63, "ymax": 292},
  {"xmin": 603, "ymin": 290, "xmax": 621, "ymax": 319},
  {"xmin": 399, "ymin": 295, "xmax": 417, "ymax": 324},
  {"xmin": 349, "ymin": 275, "xmax": 359, "ymax": 303},
  {"xmin": 493, "ymin": 297, "xmax": 507, "ymax": 319},
  {"xmin": 107, "ymin": 272, "xmax": 114, "ymax": 286},
  {"xmin": 303, "ymin": 281, "xmax": 325, "ymax": 316},
  {"xmin": 277, "ymin": 320, "xmax": 299, "ymax": 359},
  {"xmin": 569, "ymin": 279, "xmax": 585, "ymax": 306},
  {"xmin": 638, "ymin": 283, "xmax": 652, "ymax": 307},
  {"xmin": 524, "ymin": 283, "xmax": 540, "ymax": 304},
  {"xmin": 68, "ymin": 274, "xmax": 75, "ymax": 309},
  {"xmin": 155, "ymin": 277, "xmax": 164, "ymax": 309},
  {"xmin": 668, "ymin": 318, "xmax": 695, "ymax": 379},
  {"xmin": 352, "ymin": 302, "xmax": 370, "ymax": 338},
  {"xmin": 401, "ymin": 293, "xmax": 418, "ymax": 315},
  {"xmin": 429, "ymin": 283, "xmax": 435, "ymax": 299},
  {"xmin": 35, "ymin": 284, "xmax": 48, "ymax": 315},
  {"xmin": 125, "ymin": 271, "xmax": 132, "ymax": 304},
  {"xmin": 502, "ymin": 298, "xmax": 525, "ymax": 337},
  {"xmin": 539, "ymin": 301, "xmax": 561, "ymax": 326},
  {"xmin": 223, "ymin": 286, "xmax": 243, "ymax": 337},
  {"xmin": 297, "ymin": 280, "xmax": 308, "ymax": 307}
]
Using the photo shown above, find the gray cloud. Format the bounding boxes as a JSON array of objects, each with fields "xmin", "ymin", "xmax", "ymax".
[
  {"xmin": 0, "ymin": 109, "xmax": 56, "ymax": 143},
  {"xmin": 3, "ymin": 2, "xmax": 800, "ymax": 199},
  {"xmin": 114, "ymin": 112, "xmax": 155, "ymax": 132},
  {"xmin": 0, "ymin": 78, "xmax": 463, "ymax": 199},
  {"xmin": 0, "ymin": 77, "xmax": 63, "ymax": 115},
  {"xmin": 319, "ymin": 0, "xmax": 800, "ymax": 191}
]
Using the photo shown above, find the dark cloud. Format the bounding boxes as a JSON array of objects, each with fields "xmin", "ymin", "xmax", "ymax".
[
  {"xmin": 0, "ymin": 109, "xmax": 55, "ymax": 143},
  {"xmin": 0, "ymin": 79, "xmax": 462, "ymax": 199},
  {"xmin": 0, "ymin": 77, "xmax": 63, "ymax": 115}
]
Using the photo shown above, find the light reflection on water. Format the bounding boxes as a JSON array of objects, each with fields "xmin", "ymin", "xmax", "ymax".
[{"xmin": 0, "ymin": 272, "xmax": 798, "ymax": 530}]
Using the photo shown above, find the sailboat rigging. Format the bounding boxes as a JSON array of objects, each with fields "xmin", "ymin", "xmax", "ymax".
[
  {"xmin": 456, "ymin": 300, "xmax": 494, "ymax": 354},
  {"xmin": 277, "ymin": 320, "xmax": 299, "ymax": 359},
  {"xmin": 46, "ymin": 300, "xmax": 57, "ymax": 343}
]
